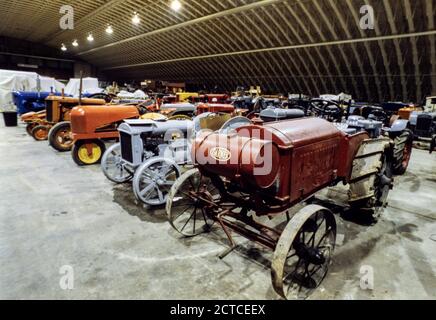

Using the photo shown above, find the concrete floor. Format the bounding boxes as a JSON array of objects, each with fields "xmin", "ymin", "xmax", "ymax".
[{"xmin": 0, "ymin": 121, "xmax": 435, "ymax": 300}]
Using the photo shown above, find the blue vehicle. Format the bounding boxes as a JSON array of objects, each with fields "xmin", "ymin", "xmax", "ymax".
[
  {"xmin": 12, "ymin": 91, "xmax": 62, "ymax": 115},
  {"xmin": 13, "ymin": 91, "xmax": 112, "ymax": 115}
]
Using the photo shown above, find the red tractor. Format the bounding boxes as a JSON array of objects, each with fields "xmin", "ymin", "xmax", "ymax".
[{"xmin": 166, "ymin": 117, "xmax": 394, "ymax": 299}]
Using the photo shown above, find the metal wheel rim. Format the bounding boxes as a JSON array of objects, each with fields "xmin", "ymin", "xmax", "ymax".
[
  {"xmin": 77, "ymin": 143, "xmax": 102, "ymax": 165},
  {"xmin": 133, "ymin": 159, "xmax": 180, "ymax": 206},
  {"xmin": 55, "ymin": 129, "xmax": 73, "ymax": 148},
  {"xmin": 101, "ymin": 143, "xmax": 133, "ymax": 183},
  {"xmin": 33, "ymin": 127, "xmax": 48, "ymax": 140}
]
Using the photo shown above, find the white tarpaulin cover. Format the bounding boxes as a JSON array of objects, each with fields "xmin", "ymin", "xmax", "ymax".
[
  {"xmin": 64, "ymin": 78, "xmax": 104, "ymax": 97},
  {"xmin": 117, "ymin": 89, "xmax": 148, "ymax": 99},
  {"xmin": 0, "ymin": 69, "xmax": 65, "ymax": 111}
]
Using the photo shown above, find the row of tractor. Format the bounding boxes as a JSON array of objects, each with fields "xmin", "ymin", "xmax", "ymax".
[{"xmin": 16, "ymin": 90, "xmax": 434, "ymax": 299}]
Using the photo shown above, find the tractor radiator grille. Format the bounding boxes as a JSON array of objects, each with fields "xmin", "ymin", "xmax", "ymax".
[
  {"xmin": 416, "ymin": 115, "xmax": 432, "ymax": 137},
  {"xmin": 45, "ymin": 101, "xmax": 53, "ymax": 122},
  {"xmin": 120, "ymin": 132, "xmax": 133, "ymax": 163}
]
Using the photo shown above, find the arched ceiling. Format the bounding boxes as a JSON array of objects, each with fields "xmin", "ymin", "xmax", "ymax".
[{"xmin": 0, "ymin": 0, "xmax": 435, "ymax": 102}]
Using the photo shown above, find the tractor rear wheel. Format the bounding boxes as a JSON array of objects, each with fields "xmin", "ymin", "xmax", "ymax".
[
  {"xmin": 48, "ymin": 121, "xmax": 73, "ymax": 152},
  {"xmin": 31, "ymin": 125, "xmax": 49, "ymax": 141},
  {"xmin": 392, "ymin": 129, "xmax": 413, "ymax": 175},
  {"xmin": 72, "ymin": 139, "xmax": 106, "ymax": 166},
  {"xmin": 350, "ymin": 150, "xmax": 393, "ymax": 221}
]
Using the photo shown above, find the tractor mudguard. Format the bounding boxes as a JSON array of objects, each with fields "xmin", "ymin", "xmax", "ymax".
[{"xmin": 390, "ymin": 119, "xmax": 409, "ymax": 133}]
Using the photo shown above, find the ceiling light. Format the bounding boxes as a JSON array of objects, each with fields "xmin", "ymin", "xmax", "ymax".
[
  {"xmin": 132, "ymin": 12, "xmax": 140, "ymax": 25},
  {"xmin": 106, "ymin": 25, "xmax": 113, "ymax": 34},
  {"xmin": 87, "ymin": 34, "xmax": 94, "ymax": 42},
  {"xmin": 170, "ymin": 0, "xmax": 182, "ymax": 11},
  {"xmin": 61, "ymin": 44, "xmax": 67, "ymax": 51},
  {"xmin": 72, "ymin": 39, "xmax": 78, "ymax": 47}
]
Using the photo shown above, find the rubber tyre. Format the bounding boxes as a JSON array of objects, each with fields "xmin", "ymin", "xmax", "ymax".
[
  {"xmin": 48, "ymin": 121, "xmax": 73, "ymax": 152},
  {"xmin": 31, "ymin": 125, "xmax": 49, "ymax": 141},
  {"xmin": 72, "ymin": 139, "xmax": 106, "ymax": 166},
  {"xmin": 392, "ymin": 129, "xmax": 413, "ymax": 175}
]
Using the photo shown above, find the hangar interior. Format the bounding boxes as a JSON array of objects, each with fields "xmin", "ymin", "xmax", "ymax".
[{"xmin": 0, "ymin": 0, "xmax": 435, "ymax": 300}]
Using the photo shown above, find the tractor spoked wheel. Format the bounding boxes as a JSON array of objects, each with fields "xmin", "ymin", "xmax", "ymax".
[
  {"xmin": 48, "ymin": 121, "xmax": 73, "ymax": 152},
  {"xmin": 72, "ymin": 140, "xmax": 106, "ymax": 166},
  {"xmin": 101, "ymin": 143, "xmax": 134, "ymax": 183},
  {"xmin": 133, "ymin": 158, "xmax": 181, "ymax": 206},
  {"xmin": 31, "ymin": 125, "xmax": 49, "ymax": 141},
  {"xmin": 167, "ymin": 168, "xmax": 218, "ymax": 237},
  {"xmin": 271, "ymin": 205, "xmax": 336, "ymax": 300},
  {"xmin": 392, "ymin": 129, "xmax": 413, "ymax": 175}
]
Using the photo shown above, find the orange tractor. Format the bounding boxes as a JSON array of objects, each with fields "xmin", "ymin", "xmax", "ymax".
[
  {"xmin": 70, "ymin": 103, "xmax": 165, "ymax": 166},
  {"xmin": 20, "ymin": 96, "xmax": 106, "ymax": 151}
]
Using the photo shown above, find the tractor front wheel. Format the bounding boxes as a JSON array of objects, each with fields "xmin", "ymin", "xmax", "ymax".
[
  {"xmin": 31, "ymin": 125, "xmax": 49, "ymax": 141},
  {"xmin": 72, "ymin": 139, "xmax": 106, "ymax": 166},
  {"xmin": 26, "ymin": 123, "xmax": 37, "ymax": 136},
  {"xmin": 48, "ymin": 121, "xmax": 73, "ymax": 152}
]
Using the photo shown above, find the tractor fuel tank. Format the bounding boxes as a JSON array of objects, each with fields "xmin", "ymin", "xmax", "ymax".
[{"xmin": 194, "ymin": 117, "xmax": 362, "ymax": 203}]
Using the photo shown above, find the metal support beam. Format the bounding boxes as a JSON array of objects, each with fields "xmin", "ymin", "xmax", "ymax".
[
  {"xmin": 103, "ymin": 30, "xmax": 436, "ymax": 70},
  {"xmin": 78, "ymin": 0, "xmax": 286, "ymax": 56}
]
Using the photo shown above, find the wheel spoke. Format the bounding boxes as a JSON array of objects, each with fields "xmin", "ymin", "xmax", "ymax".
[
  {"xmin": 174, "ymin": 205, "xmax": 192, "ymax": 220},
  {"xmin": 201, "ymin": 207, "xmax": 208, "ymax": 225},
  {"xmin": 192, "ymin": 207, "xmax": 197, "ymax": 233},
  {"xmin": 156, "ymin": 187, "xmax": 164, "ymax": 202},
  {"xmin": 140, "ymin": 183, "xmax": 155, "ymax": 197},
  {"xmin": 180, "ymin": 207, "xmax": 197, "ymax": 232}
]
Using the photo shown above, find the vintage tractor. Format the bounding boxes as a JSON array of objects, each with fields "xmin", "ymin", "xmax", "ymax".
[
  {"xmin": 344, "ymin": 115, "xmax": 413, "ymax": 175},
  {"xmin": 12, "ymin": 91, "xmax": 61, "ymax": 115},
  {"xmin": 101, "ymin": 119, "xmax": 194, "ymax": 205},
  {"xmin": 101, "ymin": 113, "xmax": 234, "ymax": 206},
  {"xmin": 166, "ymin": 117, "xmax": 393, "ymax": 299},
  {"xmin": 20, "ymin": 96, "xmax": 106, "ymax": 147},
  {"xmin": 69, "ymin": 104, "xmax": 147, "ymax": 166},
  {"xmin": 47, "ymin": 96, "xmax": 108, "ymax": 152},
  {"xmin": 408, "ymin": 97, "xmax": 436, "ymax": 153},
  {"xmin": 21, "ymin": 110, "xmax": 47, "ymax": 135}
]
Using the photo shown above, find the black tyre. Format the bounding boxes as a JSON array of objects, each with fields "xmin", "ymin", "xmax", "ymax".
[
  {"xmin": 392, "ymin": 129, "xmax": 413, "ymax": 175},
  {"xmin": 72, "ymin": 139, "xmax": 106, "ymax": 166},
  {"xmin": 48, "ymin": 121, "xmax": 73, "ymax": 152},
  {"xmin": 31, "ymin": 125, "xmax": 49, "ymax": 141}
]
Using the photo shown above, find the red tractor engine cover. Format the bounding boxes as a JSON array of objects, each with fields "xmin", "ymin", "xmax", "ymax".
[{"xmin": 193, "ymin": 117, "xmax": 368, "ymax": 204}]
